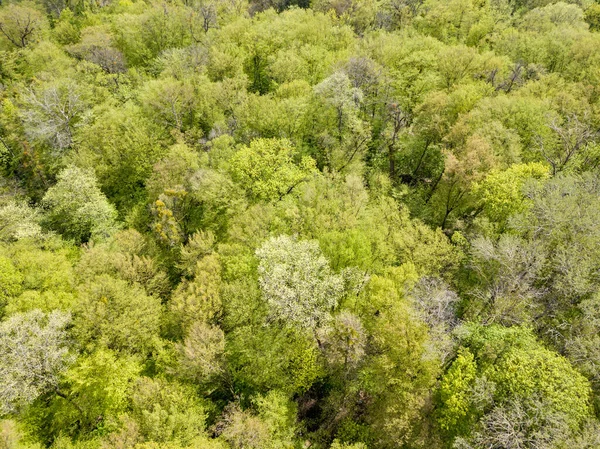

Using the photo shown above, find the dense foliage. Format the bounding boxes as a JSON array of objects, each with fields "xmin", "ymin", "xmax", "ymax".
[{"xmin": 1, "ymin": 0, "xmax": 600, "ymax": 448}]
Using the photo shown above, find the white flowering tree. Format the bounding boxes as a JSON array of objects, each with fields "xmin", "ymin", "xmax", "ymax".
[
  {"xmin": 256, "ymin": 235, "xmax": 344, "ymax": 330},
  {"xmin": 0, "ymin": 310, "xmax": 73, "ymax": 414}
]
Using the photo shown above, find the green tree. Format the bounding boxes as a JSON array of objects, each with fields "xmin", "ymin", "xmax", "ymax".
[
  {"xmin": 66, "ymin": 26, "xmax": 126, "ymax": 74},
  {"xmin": 0, "ymin": 4, "xmax": 47, "ymax": 49},
  {"xmin": 0, "ymin": 256, "xmax": 23, "ymax": 314},
  {"xmin": 2, "ymin": 239, "xmax": 77, "ymax": 315},
  {"xmin": 309, "ymin": 71, "xmax": 370, "ymax": 172},
  {"xmin": 216, "ymin": 391, "xmax": 297, "ymax": 449},
  {"xmin": 130, "ymin": 378, "xmax": 207, "ymax": 445},
  {"xmin": 169, "ymin": 254, "xmax": 222, "ymax": 333},
  {"xmin": 464, "ymin": 235, "xmax": 545, "ymax": 325},
  {"xmin": 138, "ymin": 78, "xmax": 196, "ymax": 132},
  {"xmin": 73, "ymin": 275, "xmax": 162, "ymax": 355},
  {"xmin": 437, "ymin": 348, "xmax": 477, "ymax": 438},
  {"xmin": 75, "ymin": 230, "xmax": 170, "ymax": 299},
  {"xmin": 356, "ymin": 274, "xmax": 438, "ymax": 447},
  {"xmin": 473, "ymin": 162, "xmax": 549, "ymax": 230},
  {"xmin": 73, "ymin": 104, "xmax": 169, "ymax": 213},
  {"xmin": 226, "ymin": 324, "xmax": 324, "ymax": 396},
  {"xmin": 511, "ymin": 173, "xmax": 600, "ymax": 316},
  {"xmin": 42, "ymin": 165, "xmax": 117, "ymax": 244},
  {"xmin": 229, "ymin": 138, "xmax": 316, "ymax": 202},
  {"xmin": 48, "ymin": 349, "xmax": 141, "ymax": 438},
  {"xmin": 438, "ymin": 325, "xmax": 593, "ymax": 447}
]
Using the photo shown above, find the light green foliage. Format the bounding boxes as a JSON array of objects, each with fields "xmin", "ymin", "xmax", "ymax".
[
  {"xmin": 0, "ymin": 310, "xmax": 72, "ymax": 414},
  {"xmin": 73, "ymin": 104, "xmax": 168, "ymax": 213},
  {"xmin": 229, "ymin": 138, "xmax": 316, "ymax": 201},
  {"xmin": 252, "ymin": 390, "xmax": 297, "ymax": 449},
  {"xmin": 227, "ymin": 324, "xmax": 324, "ymax": 395},
  {"xmin": 487, "ymin": 346, "xmax": 592, "ymax": 426},
  {"xmin": 519, "ymin": 2, "xmax": 586, "ymax": 33},
  {"xmin": 21, "ymin": 40, "xmax": 74, "ymax": 78},
  {"xmin": 177, "ymin": 230, "xmax": 215, "ymax": 277},
  {"xmin": 146, "ymin": 144, "xmax": 201, "ymax": 202},
  {"xmin": 73, "ymin": 275, "xmax": 162, "ymax": 355},
  {"xmin": 473, "ymin": 162, "xmax": 549, "ymax": 227},
  {"xmin": 415, "ymin": 0, "xmax": 497, "ymax": 44},
  {"xmin": 188, "ymin": 169, "xmax": 245, "ymax": 238},
  {"xmin": 138, "ymin": 78, "xmax": 196, "ymax": 131},
  {"xmin": 112, "ymin": 3, "xmax": 199, "ymax": 66},
  {"xmin": 219, "ymin": 276, "xmax": 265, "ymax": 331},
  {"xmin": 50, "ymin": 435, "xmax": 101, "ymax": 449},
  {"xmin": 1, "ymin": 0, "xmax": 600, "ymax": 446},
  {"xmin": 0, "ymin": 4, "xmax": 47, "ymax": 49},
  {"xmin": 130, "ymin": 378, "xmax": 206, "ymax": 444},
  {"xmin": 438, "ymin": 325, "xmax": 593, "ymax": 445},
  {"xmin": 2, "ymin": 240, "xmax": 76, "ymax": 315},
  {"xmin": 266, "ymin": 173, "xmax": 461, "ymax": 275},
  {"xmin": 56, "ymin": 349, "xmax": 141, "ymax": 436},
  {"xmin": 437, "ymin": 348, "xmax": 477, "ymax": 436},
  {"xmin": 0, "ymin": 256, "xmax": 23, "ymax": 312},
  {"xmin": 330, "ymin": 440, "xmax": 367, "ymax": 449},
  {"xmin": 131, "ymin": 440, "xmax": 229, "ymax": 449},
  {"xmin": 9, "ymin": 241, "xmax": 74, "ymax": 293},
  {"xmin": 75, "ymin": 230, "xmax": 170, "ymax": 299},
  {"xmin": 5, "ymin": 290, "xmax": 76, "ymax": 317},
  {"xmin": 169, "ymin": 254, "xmax": 222, "ymax": 332},
  {"xmin": 354, "ymin": 274, "xmax": 438, "ymax": 447},
  {"xmin": 52, "ymin": 9, "xmax": 80, "ymax": 45},
  {"xmin": 42, "ymin": 166, "xmax": 117, "ymax": 244},
  {"xmin": 216, "ymin": 391, "xmax": 296, "ymax": 449},
  {"xmin": 586, "ymin": 4, "xmax": 600, "ymax": 31}
]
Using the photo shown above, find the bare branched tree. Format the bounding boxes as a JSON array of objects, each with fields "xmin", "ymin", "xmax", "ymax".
[
  {"xmin": 455, "ymin": 398, "xmax": 571, "ymax": 449},
  {"xmin": 410, "ymin": 276, "xmax": 459, "ymax": 363},
  {"xmin": 468, "ymin": 235, "xmax": 546, "ymax": 325},
  {"xmin": 537, "ymin": 113, "xmax": 598, "ymax": 175},
  {"xmin": 22, "ymin": 81, "xmax": 86, "ymax": 153}
]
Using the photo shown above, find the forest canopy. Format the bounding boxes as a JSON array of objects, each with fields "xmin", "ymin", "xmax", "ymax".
[{"xmin": 1, "ymin": 0, "xmax": 600, "ymax": 448}]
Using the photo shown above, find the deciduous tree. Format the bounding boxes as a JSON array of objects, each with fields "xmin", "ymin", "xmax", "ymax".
[{"xmin": 0, "ymin": 310, "xmax": 72, "ymax": 414}]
